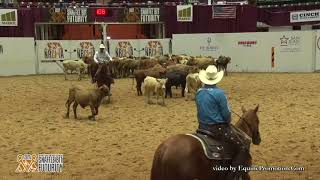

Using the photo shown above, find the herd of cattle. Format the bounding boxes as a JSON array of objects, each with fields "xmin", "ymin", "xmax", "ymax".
[{"xmin": 62, "ymin": 54, "xmax": 231, "ymax": 119}]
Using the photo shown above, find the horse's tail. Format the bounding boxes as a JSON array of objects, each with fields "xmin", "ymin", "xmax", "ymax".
[{"xmin": 150, "ymin": 143, "xmax": 168, "ymax": 180}]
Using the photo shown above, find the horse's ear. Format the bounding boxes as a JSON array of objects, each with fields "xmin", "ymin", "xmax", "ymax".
[
  {"xmin": 254, "ymin": 104, "xmax": 259, "ymax": 113},
  {"xmin": 241, "ymin": 106, "xmax": 247, "ymax": 113}
]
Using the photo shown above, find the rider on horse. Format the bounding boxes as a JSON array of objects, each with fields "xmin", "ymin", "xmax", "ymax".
[
  {"xmin": 196, "ymin": 65, "xmax": 251, "ymax": 180},
  {"xmin": 93, "ymin": 43, "xmax": 112, "ymax": 83}
]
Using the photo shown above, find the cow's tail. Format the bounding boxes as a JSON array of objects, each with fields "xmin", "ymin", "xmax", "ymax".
[
  {"xmin": 150, "ymin": 143, "xmax": 168, "ymax": 180},
  {"xmin": 129, "ymin": 75, "xmax": 135, "ymax": 90},
  {"xmin": 65, "ymin": 86, "xmax": 77, "ymax": 108}
]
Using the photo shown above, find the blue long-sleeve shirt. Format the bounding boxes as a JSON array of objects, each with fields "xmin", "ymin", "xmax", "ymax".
[{"xmin": 195, "ymin": 85, "xmax": 231, "ymax": 125}]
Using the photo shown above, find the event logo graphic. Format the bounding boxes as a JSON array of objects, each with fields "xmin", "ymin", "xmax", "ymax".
[
  {"xmin": 200, "ymin": 37, "xmax": 219, "ymax": 51},
  {"xmin": 280, "ymin": 35, "xmax": 289, "ymax": 46},
  {"xmin": 49, "ymin": 8, "xmax": 66, "ymax": 23},
  {"xmin": 16, "ymin": 154, "xmax": 64, "ymax": 173},
  {"xmin": 291, "ymin": 14, "xmax": 299, "ymax": 21},
  {"xmin": 44, "ymin": 42, "xmax": 64, "ymax": 59},
  {"xmin": 77, "ymin": 42, "xmax": 95, "ymax": 58},
  {"xmin": 145, "ymin": 41, "xmax": 163, "ymax": 57},
  {"xmin": 115, "ymin": 41, "xmax": 133, "ymax": 57},
  {"xmin": 1, "ymin": 10, "xmax": 17, "ymax": 26},
  {"xmin": 140, "ymin": 8, "xmax": 160, "ymax": 22},
  {"xmin": 16, "ymin": 154, "xmax": 38, "ymax": 173},
  {"xmin": 124, "ymin": 8, "xmax": 140, "ymax": 22},
  {"xmin": 0, "ymin": 44, "xmax": 3, "ymax": 54},
  {"xmin": 67, "ymin": 7, "xmax": 87, "ymax": 23},
  {"xmin": 177, "ymin": 5, "xmax": 193, "ymax": 22},
  {"xmin": 280, "ymin": 35, "xmax": 301, "ymax": 52}
]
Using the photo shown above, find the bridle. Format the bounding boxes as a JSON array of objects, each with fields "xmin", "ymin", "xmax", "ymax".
[{"xmin": 231, "ymin": 110, "xmax": 252, "ymax": 133}]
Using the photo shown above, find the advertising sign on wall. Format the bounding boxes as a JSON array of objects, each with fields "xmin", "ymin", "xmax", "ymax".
[
  {"xmin": 177, "ymin": 5, "xmax": 193, "ymax": 22},
  {"xmin": 140, "ymin": 8, "xmax": 160, "ymax": 22},
  {"xmin": 44, "ymin": 42, "xmax": 65, "ymax": 60},
  {"xmin": 290, "ymin": 9, "xmax": 320, "ymax": 23},
  {"xmin": 199, "ymin": 37, "xmax": 219, "ymax": 52},
  {"xmin": 115, "ymin": 41, "xmax": 134, "ymax": 58},
  {"xmin": 172, "ymin": 31, "xmax": 314, "ymax": 72},
  {"xmin": 67, "ymin": 7, "xmax": 88, "ymax": 23},
  {"xmin": 109, "ymin": 39, "xmax": 170, "ymax": 58},
  {"xmin": 238, "ymin": 41, "xmax": 257, "ymax": 47},
  {"xmin": 0, "ymin": 9, "xmax": 18, "ymax": 26},
  {"xmin": 279, "ymin": 35, "xmax": 301, "ymax": 52},
  {"xmin": 77, "ymin": 42, "xmax": 95, "ymax": 58},
  {"xmin": 144, "ymin": 41, "xmax": 163, "ymax": 56}
]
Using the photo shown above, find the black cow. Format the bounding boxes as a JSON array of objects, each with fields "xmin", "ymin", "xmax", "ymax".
[{"xmin": 165, "ymin": 71, "xmax": 187, "ymax": 98}]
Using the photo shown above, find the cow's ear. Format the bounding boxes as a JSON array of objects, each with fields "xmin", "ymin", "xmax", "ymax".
[{"xmin": 254, "ymin": 104, "xmax": 259, "ymax": 113}]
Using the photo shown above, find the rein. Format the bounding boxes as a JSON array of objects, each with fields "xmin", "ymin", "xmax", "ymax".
[
  {"xmin": 232, "ymin": 110, "xmax": 268, "ymax": 167},
  {"xmin": 231, "ymin": 110, "xmax": 252, "ymax": 133}
]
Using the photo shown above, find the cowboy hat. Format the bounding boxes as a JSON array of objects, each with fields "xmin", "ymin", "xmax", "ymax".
[
  {"xmin": 99, "ymin": 44, "xmax": 106, "ymax": 49},
  {"xmin": 198, "ymin": 65, "xmax": 224, "ymax": 85}
]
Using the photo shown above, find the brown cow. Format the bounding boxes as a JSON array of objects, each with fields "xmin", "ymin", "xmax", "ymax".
[{"xmin": 133, "ymin": 64, "xmax": 166, "ymax": 96}]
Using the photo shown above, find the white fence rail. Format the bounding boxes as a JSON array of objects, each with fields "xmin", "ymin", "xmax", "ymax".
[{"xmin": 1, "ymin": 31, "xmax": 320, "ymax": 76}]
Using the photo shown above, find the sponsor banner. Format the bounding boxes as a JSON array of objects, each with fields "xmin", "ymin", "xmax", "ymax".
[
  {"xmin": 172, "ymin": 31, "xmax": 314, "ymax": 72},
  {"xmin": 67, "ymin": 7, "xmax": 88, "ymax": 23},
  {"xmin": 76, "ymin": 41, "xmax": 96, "ymax": 59},
  {"xmin": 140, "ymin": 8, "xmax": 160, "ymax": 22},
  {"xmin": 279, "ymin": 35, "xmax": 301, "ymax": 52},
  {"xmin": 122, "ymin": 7, "xmax": 160, "ymax": 22},
  {"xmin": 238, "ymin": 41, "xmax": 257, "ymax": 47},
  {"xmin": 49, "ymin": 8, "xmax": 66, "ymax": 23},
  {"xmin": 16, "ymin": 154, "xmax": 64, "ymax": 173},
  {"xmin": 199, "ymin": 37, "xmax": 219, "ymax": 52},
  {"xmin": 0, "ymin": 9, "xmax": 18, "ymax": 26},
  {"xmin": 109, "ymin": 39, "xmax": 170, "ymax": 58},
  {"xmin": 36, "ymin": 40, "xmax": 101, "ymax": 74},
  {"xmin": 290, "ymin": 9, "xmax": 320, "ymax": 23},
  {"xmin": 177, "ymin": 5, "xmax": 193, "ymax": 22}
]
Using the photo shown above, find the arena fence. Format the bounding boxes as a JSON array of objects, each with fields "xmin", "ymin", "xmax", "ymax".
[
  {"xmin": 0, "ymin": 37, "xmax": 36, "ymax": 76},
  {"xmin": 1, "ymin": 31, "xmax": 320, "ymax": 76},
  {"xmin": 173, "ymin": 31, "xmax": 317, "ymax": 73},
  {"xmin": 315, "ymin": 31, "xmax": 320, "ymax": 72}
]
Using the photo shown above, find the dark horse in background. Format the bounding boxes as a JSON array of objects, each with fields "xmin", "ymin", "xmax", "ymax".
[
  {"xmin": 151, "ymin": 105, "xmax": 261, "ymax": 180},
  {"xmin": 83, "ymin": 56, "xmax": 114, "ymax": 102},
  {"xmin": 216, "ymin": 56, "xmax": 231, "ymax": 76}
]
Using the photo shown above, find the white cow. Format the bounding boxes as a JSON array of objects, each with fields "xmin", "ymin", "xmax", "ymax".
[
  {"xmin": 62, "ymin": 59, "xmax": 88, "ymax": 80},
  {"xmin": 185, "ymin": 73, "xmax": 202, "ymax": 101},
  {"xmin": 143, "ymin": 76, "xmax": 167, "ymax": 106}
]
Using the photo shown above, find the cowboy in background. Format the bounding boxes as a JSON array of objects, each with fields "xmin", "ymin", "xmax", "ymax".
[
  {"xmin": 93, "ymin": 44, "xmax": 112, "ymax": 82},
  {"xmin": 196, "ymin": 65, "xmax": 251, "ymax": 180}
]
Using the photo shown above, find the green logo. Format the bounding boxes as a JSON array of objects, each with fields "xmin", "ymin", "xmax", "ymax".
[
  {"xmin": 1, "ymin": 10, "xmax": 16, "ymax": 25},
  {"xmin": 178, "ymin": 7, "xmax": 191, "ymax": 20}
]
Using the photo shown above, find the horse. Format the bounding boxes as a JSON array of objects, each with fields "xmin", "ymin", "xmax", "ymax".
[
  {"xmin": 91, "ymin": 61, "xmax": 114, "ymax": 103},
  {"xmin": 82, "ymin": 56, "xmax": 95, "ymax": 78},
  {"xmin": 151, "ymin": 105, "xmax": 261, "ymax": 180},
  {"xmin": 216, "ymin": 56, "xmax": 231, "ymax": 76}
]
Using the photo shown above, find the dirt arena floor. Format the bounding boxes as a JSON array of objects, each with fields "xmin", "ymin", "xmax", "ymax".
[{"xmin": 0, "ymin": 73, "xmax": 319, "ymax": 180}]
